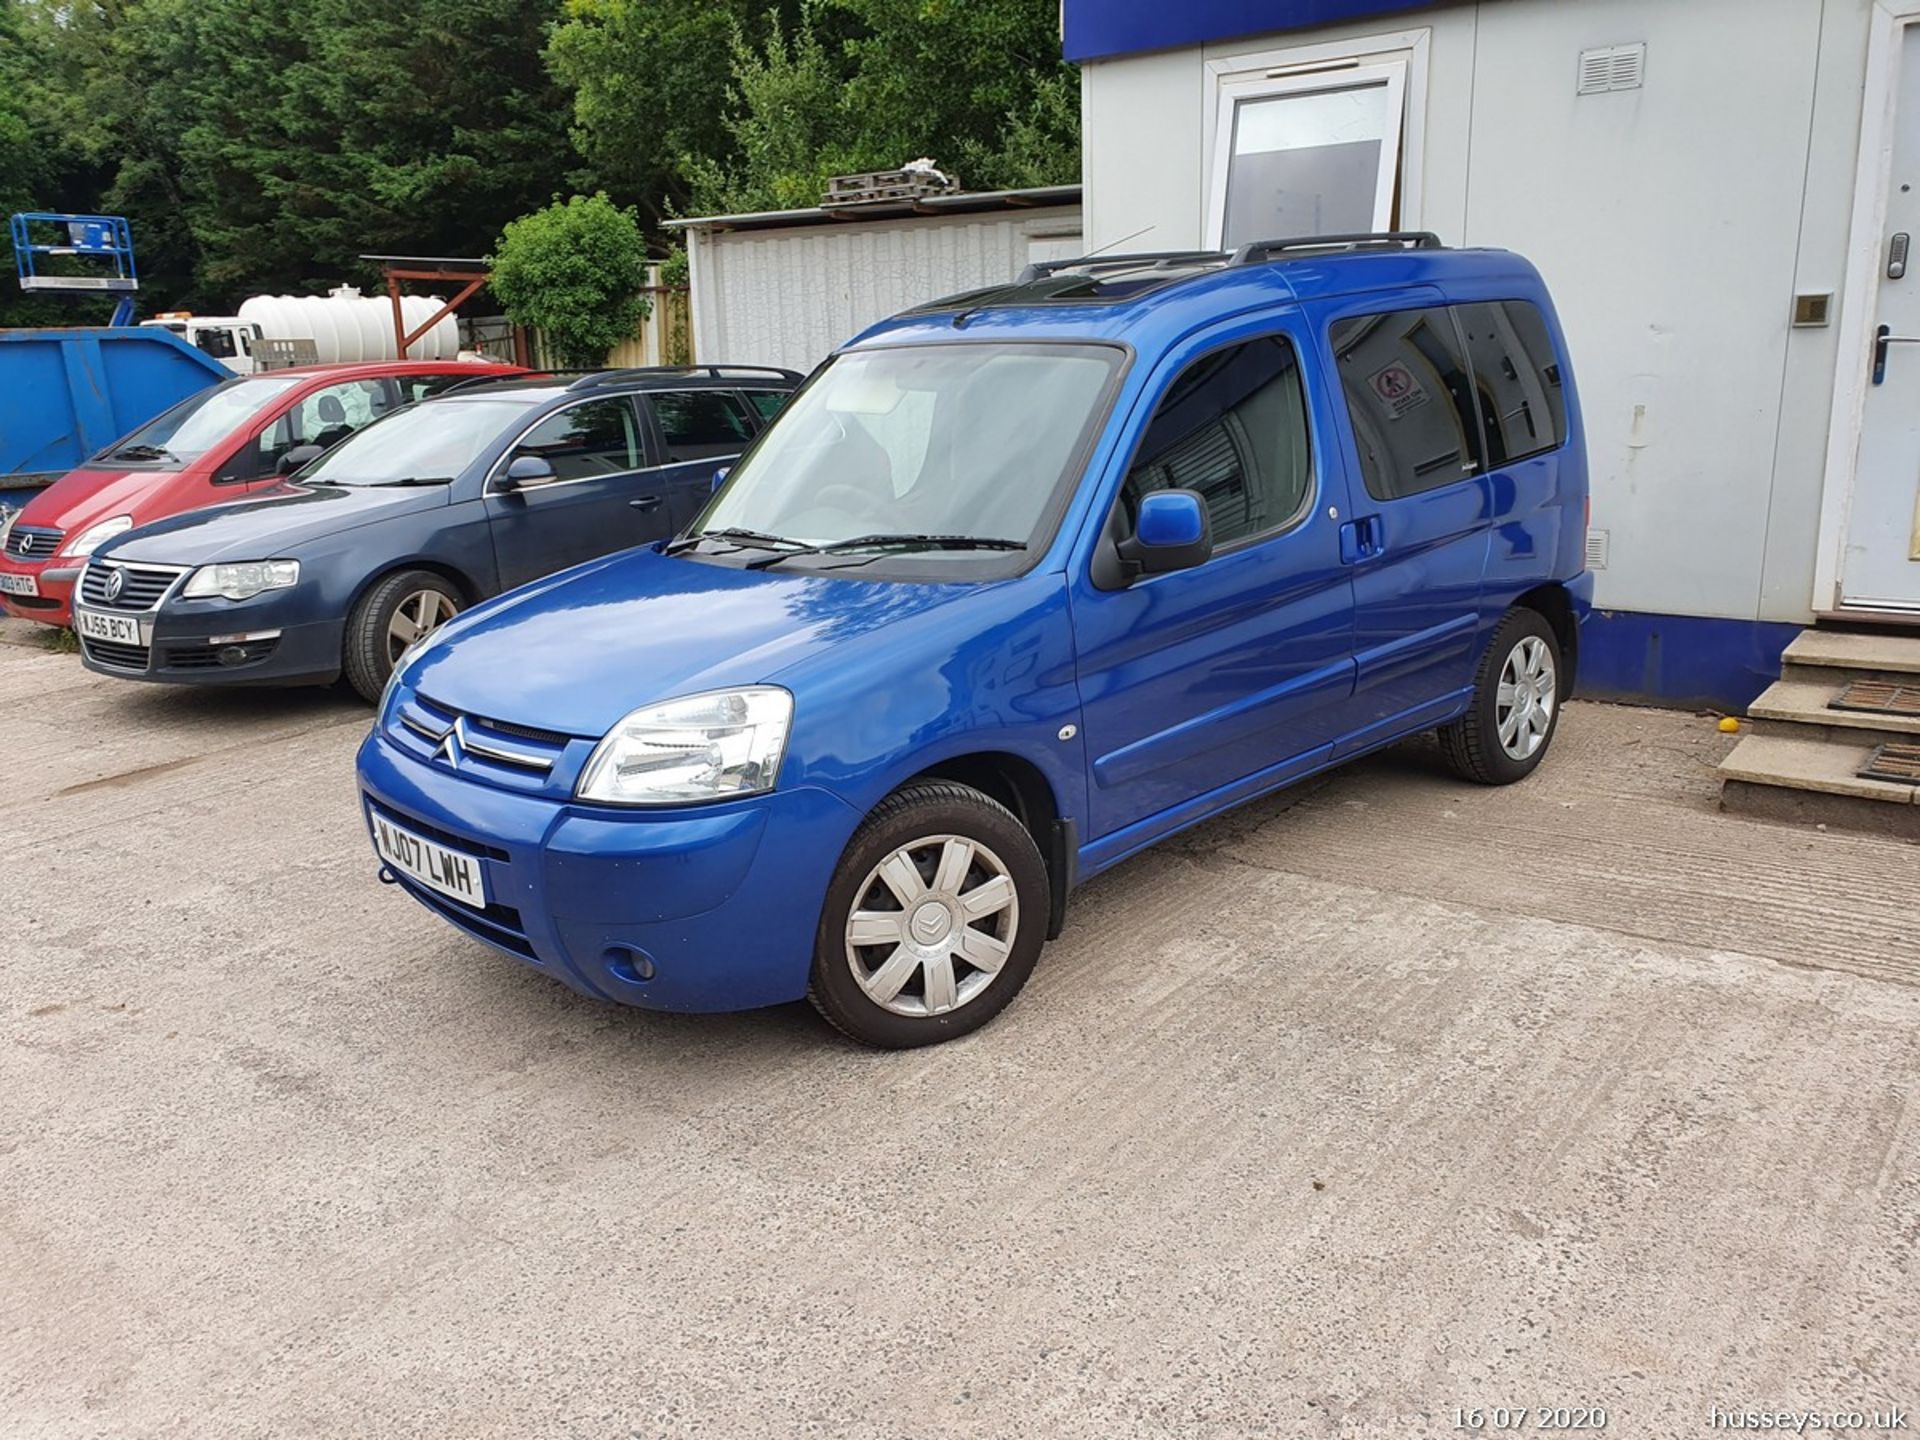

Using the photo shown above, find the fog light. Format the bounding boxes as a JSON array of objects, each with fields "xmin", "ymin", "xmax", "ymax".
[
  {"xmin": 217, "ymin": 646, "xmax": 248, "ymax": 666},
  {"xmin": 602, "ymin": 945, "xmax": 656, "ymax": 983}
]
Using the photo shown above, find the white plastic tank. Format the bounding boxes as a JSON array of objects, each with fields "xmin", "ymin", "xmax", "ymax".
[{"xmin": 237, "ymin": 285, "xmax": 461, "ymax": 363}]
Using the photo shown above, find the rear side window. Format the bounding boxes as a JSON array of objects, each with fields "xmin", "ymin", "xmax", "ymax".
[
  {"xmin": 400, "ymin": 373, "xmax": 473, "ymax": 404},
  {"xmin": 509, "ymin": 399, "xmax": 641, "ymax": 481},
  {"xmin": 1452, "ymin": 301, "xmax": 1567, "ymax": 464},
  {"xmin": 744, "ymin": 390, "xmax": 788, "ymax": 423},
  {"xmin": 1119, "ymin": 336, "xmax": 1313, "ymax": 549},
  {"xmin": 652, "ymin": 390, "xmax": 757, "ymax": 462},
  {"xmin": 1330, "ymin": 306, "xmax": 1484, "ymax": 501}
]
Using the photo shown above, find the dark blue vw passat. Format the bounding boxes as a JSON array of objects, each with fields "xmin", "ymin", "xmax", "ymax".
[
  {"xmin": 358, "ymin": 235, "xmax": 1592, "ymax": 1048},
  {"xmin": 72, "ymin": 367, "xmax": 798, "ymax": 700}
]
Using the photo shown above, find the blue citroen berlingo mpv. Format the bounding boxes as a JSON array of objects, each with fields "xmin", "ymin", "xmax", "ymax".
[{"xmin": 357, "ymin": 233, "xmax": 1591, "ymax": 1048}]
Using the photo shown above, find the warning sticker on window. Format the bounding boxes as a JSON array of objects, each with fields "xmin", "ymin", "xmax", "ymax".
[{"xmin": 1369, "ymin": 362, "xmax": 1430, "ymax": 417}]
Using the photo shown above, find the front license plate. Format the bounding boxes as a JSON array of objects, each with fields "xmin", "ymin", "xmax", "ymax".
[
  {"xmin": 0, "ymin": 572, "xmax": 37, "ymax": 597},
  {"xmin": 76, "ymin": 608, "xmax": 142, "ymax": 645},
  {"xmin": 371, "ymin": 812, "xmax": 489, "ymax": 910}
]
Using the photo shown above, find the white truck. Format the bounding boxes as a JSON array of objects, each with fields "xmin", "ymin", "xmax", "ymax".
[{"xmin": 139, "ymin": 286, "xmax": 466, "ymax": 374}]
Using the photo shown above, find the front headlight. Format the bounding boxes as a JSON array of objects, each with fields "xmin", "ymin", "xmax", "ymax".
[
  {"xmin": 182, "ymin": 559, "xmax": 300, "ymax": 602},
  {"xmin": 62, "ymin": 515, "xmax": 133, "ymax": 558},
  {"xmin": 576, "ymin": 687, "xmax": 792, "ymax": 806},
  {"xmin": 0, "ymin": 507, "xmax": 17, "ymax": 548}
]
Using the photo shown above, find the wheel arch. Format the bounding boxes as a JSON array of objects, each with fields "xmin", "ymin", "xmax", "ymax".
[
  {"xmin": 345, "ymin": 557, "xmax": 482, "ymax": 619},
  {"xmin": 1512, "ymin": 582, "xmax": 1578, "ymax": 698},
  {"xmin": 901, "ymin": 750, "xmax": 1075, "ymax": 938}
]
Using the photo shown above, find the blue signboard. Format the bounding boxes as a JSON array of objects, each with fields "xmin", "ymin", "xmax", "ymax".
[{"xmin": 1063, "ymin": 0, "xmax": 1447, "ymax": 62}]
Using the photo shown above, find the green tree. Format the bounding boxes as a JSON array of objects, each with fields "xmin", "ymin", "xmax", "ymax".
[
  {"xmin": 830, "ymin": 0, "xmax": 1079, "ymax": 189},
  {"xmin": 683, "ymin": 9, "xmax": 858, "ymax": 215},
  {"xmin": 5, "ymin": 0, "xmax": 578, "ymax": 311},
  {"xmin": 174, "ymin": 0, "xmax": 577, "ymax": 296},
  {"xmin": 676, "ymin": 0, "xmax": 1079, "ymax": 216},
  {"xmin": 547, "ymin": 0, "xmax": 810, "ymax": 225},
  {"xmin": 490, "ymin": 193, "xmax": 651, "ymax": 368}
]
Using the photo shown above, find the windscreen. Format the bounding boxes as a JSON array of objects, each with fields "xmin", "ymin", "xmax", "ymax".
[
  {"xmin": 695, "ymin": 342, "xmax": 1121, "ymax": 553},
  {"xmin": 297, "ymin": 398, "xmax": 536, "ymax": 486},
  {"xmin": 96, "ymin": 376, "xmax": 303, "ymax": 466}
]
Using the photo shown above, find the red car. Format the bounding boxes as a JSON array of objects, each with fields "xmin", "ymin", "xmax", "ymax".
[{"xmin": 0, "ymin": 360, "xmax": 522, "ymax": 627}]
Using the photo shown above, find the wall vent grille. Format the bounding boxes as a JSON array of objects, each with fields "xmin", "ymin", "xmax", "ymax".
[
  {"xmin": 1585, "ymin": 529, "xmax": 1611, "ymax": 571},
  {"xmin": 1578, "ymin": 43, "xmax": 1646, "ymax": 95}
]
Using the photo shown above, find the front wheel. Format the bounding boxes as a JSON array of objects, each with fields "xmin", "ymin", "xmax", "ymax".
[
  {"xmin": 1437, "ymin": 608, "xmax": 1563, "ymax": 784},
  {"xmin": 342, "ymin": 569, "xmax": 463, "ymax": 703},
  {"xmin": 808, "ymin": 781, "xmax": 1049, "ymax": 1048}
]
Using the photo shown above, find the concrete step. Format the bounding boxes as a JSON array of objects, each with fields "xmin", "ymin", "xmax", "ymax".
[
  {"xmin": 1747, "ymin": 678, "xmax": 1920, "ymax": 743},
  {"xmin": 1718, "ymin": 732, "xmax": 1920, "ymax": 839},
  {"xmin": 1780, "ymin": 628, "xmax": 1920, "ymax": 687}
]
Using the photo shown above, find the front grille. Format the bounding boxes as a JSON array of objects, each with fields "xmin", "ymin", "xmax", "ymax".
[
  {"xmin": 477, "ymin": 715, "xmax": 574, "ymax": 747},
  {"xmin": 369, "ymin": 802, "xmax": 509, "ymax": 863},
  {"xmin": 4, "ymin": 593, "xmax": 59, "ymax": 611},
  {"xmin": 394, "ymin": 691, "xmax": 578, "ymax": 778},
  {"xmin": 81, "ymin": 636, "xmax": 150, "ymax": 671},
  {"xmin": 165, "ymin": 637, "xmax": 280, "ymax": 671},
  {"xmin": 396, "ymin": 875, "xmax": 538, "ymax": 962},
  {"xmin": 80, "ymin": 560, "xmax": 186, "ymax": 612},
  {"xmin": 4, "ymin": 525, "xmax": 62, "ymax": 559}
]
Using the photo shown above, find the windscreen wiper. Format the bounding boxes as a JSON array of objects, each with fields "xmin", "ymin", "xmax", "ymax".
[
  {"xmin": 110, "ymin": 444, "xmax": 178, "ymax": 462},
  {"xmin": 743, "ymin": 533, "xmax": 1027, "ymax": 571},
  {"xmin": 662, "ymin": 526, "xmax": 807, "ymax": 557}
]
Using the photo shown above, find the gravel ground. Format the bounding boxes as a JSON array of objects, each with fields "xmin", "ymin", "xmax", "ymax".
[{"xmin": 2, "ymin": 620, "xmax": 1916, "ymax": 1438}]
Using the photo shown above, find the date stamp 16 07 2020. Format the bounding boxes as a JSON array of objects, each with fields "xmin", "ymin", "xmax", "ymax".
[{"xmin": 1453, "ymin": 1407, "xmax": 1607, "ymax": 1431}]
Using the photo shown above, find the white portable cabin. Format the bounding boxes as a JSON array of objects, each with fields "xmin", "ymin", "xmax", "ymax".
[{"xmin": 665, "ymin": 186, "xmax": 1085, "ymax": 377}]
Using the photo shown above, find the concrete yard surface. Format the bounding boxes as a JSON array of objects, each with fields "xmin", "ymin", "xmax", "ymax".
[{"xmin": 1, "ymin": 621, "xmax": 1916, "ymax": 1438}]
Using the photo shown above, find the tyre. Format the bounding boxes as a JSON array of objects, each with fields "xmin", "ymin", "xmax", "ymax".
[
  {"xmin": 342, "ymin": 569, "xmax": 463, "ymax": 703},
  {"xmin": 1437, "ymin": 607, "xmax": 1563, "ymax": 785},
  {"xmin": 808, "ymin": 781, "xmax": 1049, "ymax": 1048}
]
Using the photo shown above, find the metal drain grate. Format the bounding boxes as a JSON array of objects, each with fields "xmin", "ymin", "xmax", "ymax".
[
  {"xmin": 1831, "ymin": 679, "xmax": 1920, "ymax": 717},
  {"xmin": 1858, "ymin": 741, "xmax": 1920, "ymax": 784}
]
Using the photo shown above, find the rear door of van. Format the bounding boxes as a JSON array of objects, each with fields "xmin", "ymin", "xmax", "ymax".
[{"xmin": 1313, "ymin": 288, "xmax": 1493, "ymax": 756}]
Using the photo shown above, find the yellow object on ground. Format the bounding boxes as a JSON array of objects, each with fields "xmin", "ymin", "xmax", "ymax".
[{"xmin": 1719, "ymin": 716, "xmax": 1741, "ymax": 733}]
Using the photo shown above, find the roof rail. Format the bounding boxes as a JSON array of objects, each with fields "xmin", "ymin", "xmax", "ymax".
[
  {"xmin": 1013, "ymin": 249, "xmax": 1229, "ymax": 284},
  {"xmin": 566, "ymin": 364, "xmax": 803, "ymax": 391},
  {"xmin": 1228, "ymin": 231, "xmax": 1445, "ymax": 266},
  {"xmin": 431, "ymin": 368, "xmax": 568, "ymax": 398}
]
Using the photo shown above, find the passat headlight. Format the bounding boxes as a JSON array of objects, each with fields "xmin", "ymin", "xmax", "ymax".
[
  {"xmin": 576, "ymin": 687, "xmax": 792, "ymax": 806},
  {"xmin": 62, "ymin": 515, "xmax": 133, "ymax": 558},
  {"xmin": 182, "ymin": 560, "xmax": 300, "ymax": 602}
]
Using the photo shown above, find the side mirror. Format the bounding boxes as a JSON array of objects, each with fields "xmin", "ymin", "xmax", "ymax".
[
  {"xmin": 1117, "ymin": 489, "xmax": 1213, "ymax": 578},
  {"xmin": 497, "ymin": 454, "xmax": 556, "ymax": 492},
  {"xmin": 711, "ymin": 465, "xmax": 731, "ymax": 493},
  {"xmin": 277, "ymin": 444, "xmax": 325, "ymax": 476}
]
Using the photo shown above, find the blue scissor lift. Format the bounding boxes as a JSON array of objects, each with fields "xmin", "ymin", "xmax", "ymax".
[
  {"xmin": 10, "ymin": 211, "xmax": 140, "ymax": 325},
  {"xmin": 3, "ymin": 213, "xmax": 230, "ymax": 497}
]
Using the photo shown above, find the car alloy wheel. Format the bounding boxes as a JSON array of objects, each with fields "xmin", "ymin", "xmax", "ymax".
[
  {"xmin": 1495, "ymin": 634, "xmax": 1556, "ymax": 761},
  {"xmin": 386, "ymin": 588, "xmax": 460, "ymax": 665},
  {"xmin": 843, "ymin": 833, "xmax": 1019, "ymax": 1018}
]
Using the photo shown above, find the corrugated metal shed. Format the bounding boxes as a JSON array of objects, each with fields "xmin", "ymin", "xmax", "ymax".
[{"xmin": 665, "ymin": 187, "xmax": 1084, "ymax": 375}]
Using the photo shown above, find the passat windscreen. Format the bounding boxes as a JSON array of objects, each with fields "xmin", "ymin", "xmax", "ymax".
[{"xmin": 298, "ymin": 399, "xmax": 537, "ymax": 487}]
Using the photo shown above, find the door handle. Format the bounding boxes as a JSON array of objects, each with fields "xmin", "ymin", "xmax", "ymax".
[
  {"xmin": 1872, "ymin": 324, "xmax": 1920, "ymax": 385},
  {"xmin": 629, "ymin": 496, "xmax": 663, "ymax": 513},
  {"xmin": 1339, "ymin": 515, "xmax": 1386, "ymax": 564}
]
